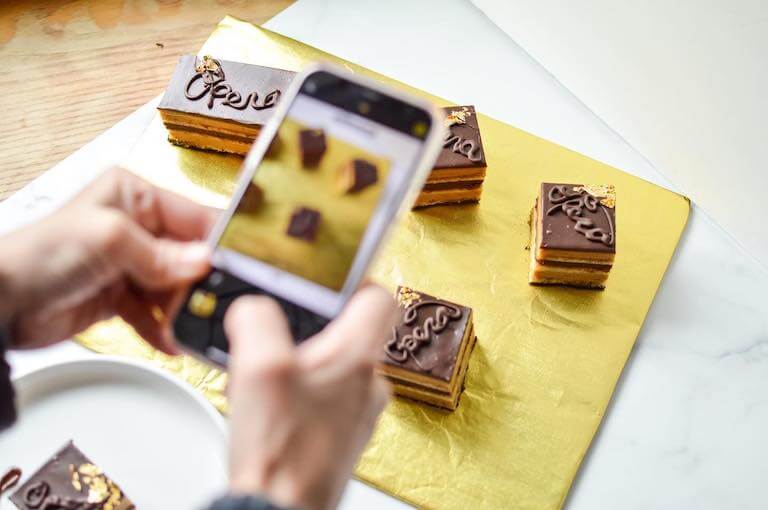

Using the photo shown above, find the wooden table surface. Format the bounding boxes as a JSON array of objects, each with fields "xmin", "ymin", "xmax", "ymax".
[{"xmin": 0, "ymin": 0, "xmax": 293, "ymax": 201}]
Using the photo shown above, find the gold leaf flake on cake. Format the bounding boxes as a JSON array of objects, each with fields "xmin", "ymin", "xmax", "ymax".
[
  {"xmin": 574, "ymin": 184, "xmax": 616, "ymax": 208},
  {"xmin": 77, "ymin": 464, "xmax": 101, "ymax": 477},
  {"xmin": 195, "ymin": 54, "xmax": 220, "ymax": 73},
  {"xmin": 443, "ymin": 107, "xmax": 471, "ymax": 129},
  {"xmin": 70, "ymin": 464, "xmax": 82, "ymax": 491},
  {"xmin": 87, "ymin": 475, "xmax": 109, "ymax": 504},
  {"xmin": 65, "ymin": 463, "xmax": 125, "ymax": 508},
  {"xmin": 397, "ymin": 287, "xmax": 421, "ymax": 307},
  {"xmin": 103, "ymin": 482, "xmax": 124, "ymax": 510}
]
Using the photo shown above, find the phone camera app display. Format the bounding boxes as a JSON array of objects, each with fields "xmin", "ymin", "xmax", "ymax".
[{"xmin": 218, "ymin": 94, "xmax": 392, "ymax": 292}]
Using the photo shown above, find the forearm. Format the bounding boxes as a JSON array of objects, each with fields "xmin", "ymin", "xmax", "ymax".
[
  {"xmin": 0, "ymin": 226, "xmax": 35, "ymax": 332},
  {"xmin": 0, "ymin": 235, "xmax": 16, "ymax": 427},
  {"xmin": 0, "ymin": 232, "xmax": 35, "ymax": 431}
]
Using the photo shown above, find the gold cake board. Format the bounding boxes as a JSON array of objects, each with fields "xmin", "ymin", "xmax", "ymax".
[{"xmin": 77, "ymin": 17, "xmax": 690, "ymax": 510}]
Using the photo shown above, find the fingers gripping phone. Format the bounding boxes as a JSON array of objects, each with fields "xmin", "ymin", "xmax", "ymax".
[{"xmin": 172, "ymin": 63, "xmax": 443, "ymax": 367}]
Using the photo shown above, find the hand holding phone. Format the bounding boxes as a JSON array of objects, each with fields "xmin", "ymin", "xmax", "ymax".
[
  {"xmin": 225, "ymin": 287, "xmax": 395, "ymax": 510},
  {"xmin": 173, "ymin": 63, "xmax": 443, "ymax": 366}
]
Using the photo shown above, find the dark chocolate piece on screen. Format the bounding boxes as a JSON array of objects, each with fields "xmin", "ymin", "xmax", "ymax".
[
  {"xmin": 340, "ymin": 159, "xmax": 378, "ymax": 193},
  {"xmin": 299, "ymin": 129, "xmax": 327, "ymax": 167},
  {"xmin": 265, "ymin": 133, "xmax": 282, "ymax": 158},
  {"xmin": 383, "ymin": 287, "xmax": 471, "ymax": 382},
  {"xmin": 286, "ymin": 206, "xmax": 322, "ymax": 242},
  {"xmin": 238, "ymin": 183, "xmax": 264, "ymax": 214},
  {"xmin": 10, "ymin": 441, "xmax": 135, "ymax": 510}
]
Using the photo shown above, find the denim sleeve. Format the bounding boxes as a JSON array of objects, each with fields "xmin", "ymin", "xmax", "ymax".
[
  {"xmin": 205, "ymin": 494, "xmax": 294, "ymax": 510},
  {"xmin": 0, "ymin": 323, "xmax": 17, "ymax": 431}
]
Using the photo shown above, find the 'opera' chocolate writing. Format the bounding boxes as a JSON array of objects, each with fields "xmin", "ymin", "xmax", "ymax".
[
  {"xmin": 443, "ymin": 129, "xmax": 483, "ymax": 162},
  {"xmin": 386, "ymin": 300, "xmax": 463, "ymax": 366},
  {"xmin": 184, "ymin": 58, "xmax": 282, "ymax": 111},
  {"xmin": 546, "ymin": 185, "xmax": 614, "ymax": 246},
  {"xmin": 0, "ymin": 467, "xmax": 21, "ymax": 498},
  {"xmin": 23, "ymin": 480, "xmax": 50, "ymax": 508},
  {"xmin": 38, "ymin": 495, "xmax": 99, "ymax": 509}
]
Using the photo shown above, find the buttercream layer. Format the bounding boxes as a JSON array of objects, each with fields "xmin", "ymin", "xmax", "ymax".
[
  {"xmin": 414, "ymin": 180, "xmax": 483, "ymax": 208},
  {"xmin": 426, "ymin": 166, "xmax": 486, "ymax": 183},
  {"xmin": 413, "ymin": 188, "xmax": 482, "ymax": 208},
  {"xmin": 158, "ymin": 109, "xmax": 262, "ymax": 138},
  {"xmin": 529, "ymin": 257, "xmax": 609, "ymax": 289},
  {"xmin": 167, "ymin": 129, "xmax": 252, "ymax": 155},
  {"xmin": 388, "ymin": 380, "xmax": 457, "ymax": 409},
  {"xmin": 164, "ymin": 123, "xmax": 255, "ymax": 144}
]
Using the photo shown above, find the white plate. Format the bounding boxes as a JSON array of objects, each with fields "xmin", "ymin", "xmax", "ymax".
[{"xmin": 0, "ymin": 357, "xmax": 228, "ymax": 509}]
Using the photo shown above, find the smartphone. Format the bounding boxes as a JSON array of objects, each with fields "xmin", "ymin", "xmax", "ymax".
[{"xmin": 173, "ymin": 62, "xmax": 443, "ymax": 367}]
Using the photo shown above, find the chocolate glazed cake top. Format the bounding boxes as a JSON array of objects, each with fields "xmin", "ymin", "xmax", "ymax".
[
  {"xmin": 11, "ymin": 441, "xmax": 134, "ymax": 510},
  {"xmin": 158, "ymin": 55, "xmax": 296, "ymax": 127},
  {"xmin": 434, "ymin": 105, "xmax": 487, "ymax": 169},
  {"xmin": 383, "ymin": 287, "xmax": 471, "ymax": 382},
  {"xmin": 540, "ymin": 183, "xmax": 616, "ymax": 254}
]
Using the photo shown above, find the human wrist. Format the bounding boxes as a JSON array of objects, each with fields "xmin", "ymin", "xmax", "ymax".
[
  {"xmin": 209, "ymin": 493, "xmax": 294, "ymax": 510},
  {"xmin": 0, "ymin": 228, "xmax": 46, "ymax": 346},
  {"xmin": 0, "ymin": 254, "xmax": 17, "ymax": 330},
  {"xmin": 229, "ymin": 473, "xmax": 305, "ymax": 510},
  {"xmin": 229, "ymin": 468, "xmax": 331, "ymax": 510},
  {"xmin": 0, "ymin": 237, "xmax": 30, "ymax": 341}
]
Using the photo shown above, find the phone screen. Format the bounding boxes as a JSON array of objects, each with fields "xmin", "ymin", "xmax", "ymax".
[
  {"xmin": 214, "ymin": 71, "xmax": 433, "ymax": 297},
  {"xmin": 174, "ymin": 69, "xmax": 438, "ymax": 360}
]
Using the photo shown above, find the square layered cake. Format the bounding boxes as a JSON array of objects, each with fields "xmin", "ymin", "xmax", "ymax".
[
  {"xmin": 529, "ymin": 183, "xmax": 616, "ymax": 289},
  {"xmin": 378, "ymin": 287, "xmax": 477, "ymax": 410},
  {"xmin": 414, "ymin": 105, "xmax": 487, "ymax": 208},
  {"xmin": 158, "ymin": 55, "xmax": 295, "ymax": 155}
]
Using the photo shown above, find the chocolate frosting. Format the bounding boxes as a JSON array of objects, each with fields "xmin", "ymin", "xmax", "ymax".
[
  {"xmin": 383, "ymin": 287, "xmax": 471, "ymax": 382},
  {"xmin": 434, "ymin": 105, "xmax": 487, "ymax": 169},
  {"xmin": 158, "ymin": 55, "xmax": 296, "ymax": 127},
  {"xmin": 539, "ymin": 183, "xmax": 616, "ymax": 253},
  {"xmin": 10, "ymin": 441, "xmax": 134, "ymax": 510},
  {"xmin": 0, "ymin": 467, "xmax": 21, "ymax": 498}
]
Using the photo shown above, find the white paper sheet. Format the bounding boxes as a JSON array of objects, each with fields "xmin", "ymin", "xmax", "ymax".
[{"xmin": 471, "ymin": 0, "xmax": 768, "ymax": 269}]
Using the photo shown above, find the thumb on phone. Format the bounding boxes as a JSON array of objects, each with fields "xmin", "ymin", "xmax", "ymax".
[{"xmin": 225, "ymin": 296, "xmax": 296, "ymax": 376}]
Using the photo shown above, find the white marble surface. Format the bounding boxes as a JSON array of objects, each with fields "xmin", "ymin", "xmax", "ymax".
[
  {"xmin": 2, "ymin": 0, "xmax": 768, "ymax": 508},
  {"xmin": 470, "ymin": 0, "xmax": 768, "ymax": 269}
]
